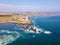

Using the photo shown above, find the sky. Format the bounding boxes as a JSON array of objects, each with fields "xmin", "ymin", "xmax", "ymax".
[{"xmin": 0, "ymin": 0, "xmax": 60, "ymax": 12}]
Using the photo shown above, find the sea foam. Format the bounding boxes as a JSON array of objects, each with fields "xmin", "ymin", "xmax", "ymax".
[
  {"xmin": 0, "ymin": 30, "xmax": 20, "ymax": 45},
  {"xmin": 44, "ymin": 31, "xmax": 52, "ymax": 34}
]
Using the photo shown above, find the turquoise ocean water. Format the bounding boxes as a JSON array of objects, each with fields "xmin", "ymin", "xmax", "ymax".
[{"xmin": 0, "ymin": 16, "xmax": 60, "ymax": 45}]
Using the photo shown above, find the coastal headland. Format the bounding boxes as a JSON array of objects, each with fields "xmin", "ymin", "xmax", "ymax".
[
  {"xmin": 0, "ymin": 15, "xmax": 32, "ymax": 24},
  {"xmin": 0, "ymin": 12, "xmax": 60, "ymax": 24}
]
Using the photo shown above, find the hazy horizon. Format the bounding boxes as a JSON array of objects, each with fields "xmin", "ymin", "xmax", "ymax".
[{"xmin": 0, "ymin": 0, "xmax": 60, "ymax": 12}]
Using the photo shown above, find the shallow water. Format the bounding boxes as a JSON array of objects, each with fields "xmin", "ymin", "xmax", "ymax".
[{"xmin": 0, "ymin": 16, "xmax": 60, "ymax": 45}]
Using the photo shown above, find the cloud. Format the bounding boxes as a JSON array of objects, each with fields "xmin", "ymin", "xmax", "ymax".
[
  {"xmin": 0, "ymin": 3, "xmax": 12, "ymax": 7},
  {"xmin": 0, "ymin": 3, "xmax": 60, "ymax": 12}
]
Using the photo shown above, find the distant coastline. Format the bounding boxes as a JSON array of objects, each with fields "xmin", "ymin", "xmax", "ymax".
[{"xmin": 0, "ymin": 12, "xmax": 60, "ymax": 16}]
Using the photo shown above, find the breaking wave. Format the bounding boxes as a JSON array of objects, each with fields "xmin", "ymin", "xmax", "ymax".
[
  {"xmin": 0, "ymin": 29, "xmax": 53, "ymax": 45},
  {"xmin": 44, "ymin": 31, "xmax": 52, "ymax": 34},
  {"xmin": 0, "ymin": 30, "xmax": 20, "ymax": 45}
]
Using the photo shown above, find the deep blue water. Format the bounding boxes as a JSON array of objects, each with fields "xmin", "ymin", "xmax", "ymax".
[{"xmin": 0, "ymin": 16, "xmax": 60, "ymax": 45}]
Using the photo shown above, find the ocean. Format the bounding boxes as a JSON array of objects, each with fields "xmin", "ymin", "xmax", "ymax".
[{"xmin": 0, "ymin": 16, "xmax": 60, "ymax": 45}]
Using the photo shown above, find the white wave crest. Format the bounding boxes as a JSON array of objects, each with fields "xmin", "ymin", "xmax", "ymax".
[
  {"xmin": 44, "ymin": 31, "xmax": 52, "ymax": 34},
  {"xmin": 0, "ymin": 30, "xmax": 20, "ymax": 45}
]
